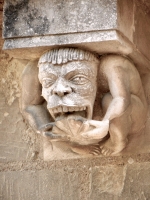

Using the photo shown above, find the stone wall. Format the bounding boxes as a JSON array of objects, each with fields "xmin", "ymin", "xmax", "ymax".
[{"xmin": 1, "ymin": 1, "xmax": 150, "ymax": 200}]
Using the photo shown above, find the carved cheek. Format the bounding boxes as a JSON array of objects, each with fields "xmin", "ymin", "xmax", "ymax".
[
  {"xmin": 75, "ymin": 82, "xmax": 96, "ymax": 96},
  {"xmin": 42, "ymin": 88, "xmax": 51, "ymax": 101}
]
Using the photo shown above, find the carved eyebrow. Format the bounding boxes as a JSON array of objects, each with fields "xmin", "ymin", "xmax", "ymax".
[
  {"xmin": 64, "ymin": 69, "xmax": 90, "ymax": 79},
  {"xmin": 39, "ymin": 63, "xmax": 59, "ymax": 75},
  {"xmin": 38, "ymin": 72, "xmax": 58, "ymax": 82}
]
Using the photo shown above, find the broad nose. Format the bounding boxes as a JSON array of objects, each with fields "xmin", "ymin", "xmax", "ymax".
[{"xmin": 52, "ymin": 79, "xmax": 72, "ymax": 97}]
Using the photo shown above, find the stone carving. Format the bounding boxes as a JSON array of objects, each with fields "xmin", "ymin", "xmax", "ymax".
[{"xmin": 20, "ymin": 48, "xmax": 148, "ymax": 156}]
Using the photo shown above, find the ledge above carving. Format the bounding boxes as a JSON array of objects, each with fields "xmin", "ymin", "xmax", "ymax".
[{"xmin": 3, "ymin": 30, "xmax": 150, "ymax": 75}]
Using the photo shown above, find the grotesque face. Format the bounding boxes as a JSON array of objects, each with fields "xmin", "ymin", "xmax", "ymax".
[{"xmin": 38, "ymin": 58, "xmax": 98, "ymax": 120}]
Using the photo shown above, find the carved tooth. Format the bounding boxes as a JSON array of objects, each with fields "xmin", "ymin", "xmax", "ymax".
[
  {"xmin": 49, "ymin": 109, "xmax": 55, "ymax": 119},
  {"xmin": 83, "ymin": 106, "xmax": 86, "ymax": 110},
  {"xmin": 79, "ymin": 49, "xmax": 84, "ymax": 60},
  {"xmin": 69, "ymin": 107, "xmax": 75, "ymax": 112},
  {"xmin": 63, "ymin": 106, "xmax": 68, "ymax": 112},
  {"xmin": 48, "ymin": 51, "xmax": 52, "ymax": 63},
  {"xmin": 74, "ymin": 107, "xmax": 79, "ymax": 111},
  {"xmin": 57, "ymin": 49, "xmax": 63, "ymax": 64},
  {"xmin": 53, "ymin": 108, "xmax": 58, "ymax": 113},
  {"xmin": 57, "ymin": 106, "xmax": 63, "ymax": 113},
  {"xmin": 80, "ymin": 107, "xmax": 84, "ymax": 111}
]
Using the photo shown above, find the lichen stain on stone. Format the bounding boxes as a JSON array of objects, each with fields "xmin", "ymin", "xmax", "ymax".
[
  {"xmin": 91, "ymin": 165, "xmax": 127, "ymax": 196},
  {"xmin": 0, "ymin": 57, "xmax": 28, "ymax": 106},
  {"xmin": 23, "ymin": 8, "xmax": 50, "ymax": 36},
  {"xmin": 4, "ymin": 0, "xmax": 50, "ymax": 37},
  {"xmin": 4, "ymin": 0, "xmax": 30, "ymax": 37}
]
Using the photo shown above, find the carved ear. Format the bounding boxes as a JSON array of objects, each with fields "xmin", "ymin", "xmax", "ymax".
[{"xmin": 20, "ymin": 60, "xmax": 44, "ymax": 110}]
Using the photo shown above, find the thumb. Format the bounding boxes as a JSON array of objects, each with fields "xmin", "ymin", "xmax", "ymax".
[{"xmin": 88, "ymin": 119, "xmax": 109, "ymax": 127}]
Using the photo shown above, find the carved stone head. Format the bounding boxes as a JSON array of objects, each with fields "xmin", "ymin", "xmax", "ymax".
[{"xmin": 38, "ymin": 48, "xmax": 99, "ymax": 121}]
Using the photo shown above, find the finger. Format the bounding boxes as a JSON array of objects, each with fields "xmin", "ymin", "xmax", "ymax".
[
  {"xmin": 52, "ymin": 126, "xmax": 67, "ymax": 136},
  {"xmin": 55, "ymin": 121, "xmax": 71, "ymax": 134},
  {"xmin": 92, "ymin": 149, "xmax": 101, "ymax": 154},
  {"xmin": 88, "ymin": 120, "xmax": 109, "ymax": 128},
  {"xmin": 90, "ymin": 151, "xmax": 100, "ymax": 156},
  {"xmin": 78, "ymin": 122, "xmax": 89, "ymax": 133},
  {"xmin": 81, "ymin": 128, "xmax": 108, "ymax": 139},
  {"xmin": 40, "ymin": 122, "xmax": 55, "ymax": 131},
  {"xmin": 67, "ymin": 118, "xmax": 82, "ymax": 135},
  {"xmin": 43, "ymin": 131, "xmax": 63, "ymax": 139}
]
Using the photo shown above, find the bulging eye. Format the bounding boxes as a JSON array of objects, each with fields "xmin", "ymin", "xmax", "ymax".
[
  {"xmin": 70, "ymin": 75, "xmax": 89, "ymax": 85},
  {"xmin": 42, "ymin": 78, "xmax": 55, "ymax": 88}
]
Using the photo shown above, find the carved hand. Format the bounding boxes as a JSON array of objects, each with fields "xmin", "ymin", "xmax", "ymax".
[
  {"xmin": 39, "ymin": 122, "xmax": 68, "ymax": 140},
  {"xmin": 81, "ymin": 120, "xmax": 109, "ymax": 140},
  {"xmin": 50, "ymin": 116, "xmax": 109, "ymax": 145}
]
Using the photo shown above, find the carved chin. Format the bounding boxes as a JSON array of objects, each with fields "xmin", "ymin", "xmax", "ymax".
[{"xmin": 48, "ymin": 105, "xmax": 92, "ymax": 120}]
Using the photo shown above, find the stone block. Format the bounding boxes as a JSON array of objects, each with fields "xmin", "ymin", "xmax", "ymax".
[
  {"xmin": 3, "ymin": 0, "xmax": 150, "ymax": 75},
  {"xmin": 90, "ymin": 165, "xmax": 126, "ymax": 199},
  {"xmin": 90, "ymin": 163, "xmax": 150, "ymax": 200},
  {"xmin": 3, "ymin": 0, "xmax": 117, "ymax": 38},
  {"xmin": 1, "ymin": 163, "xmax": 150, "ymax": 200},
  {"xmin": 0, "ymin": 169, "xmax": 81, "ymax": 200},
  {"xmin": 121, "ymin": 163, "xmax": 150, "ymax": 200}
]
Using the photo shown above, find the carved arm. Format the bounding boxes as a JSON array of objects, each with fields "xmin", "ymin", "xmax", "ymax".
[{"xmin": 20, "ymin": 60, "xmax": 52, "ymax": 135}]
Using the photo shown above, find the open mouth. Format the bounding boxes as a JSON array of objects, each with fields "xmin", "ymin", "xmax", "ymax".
[{"xmin": 49, "ymin": 105, "xmax": 89, "ymax": 120}]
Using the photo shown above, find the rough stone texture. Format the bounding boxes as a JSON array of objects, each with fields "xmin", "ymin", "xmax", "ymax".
[
  {"xmin": 0, "ymin": 57, "xmax": 41, "ymax": 163},
  {"xmin": 0, "ymin": 169, "xmax": 81, "ymax": 200},
  {"xmin": 1, "ymin": 163, "xmax": 150, "ymax": 200},
  {"xmin": 91, "ymin": 165, "xmax": 127, "ymax": 197},
  {"xmin": 2, "ymin": 0, "xmax": 150, "ymax": 61},
  {"xmin": 117, "ymin": 0, "xmax": 134, "ymax": 42},
  {"xmin": 3, "ymin": 0, "xmax": 117, "ymax": 38},
  {"xmin": 90, "ymin": 163, "xmax": 150, "ymax": 200},
  {"xmin": 3, "ymin": 30, "xmax": 121, "ymax": 59},
  {"xmin": 3, "ymin": 30, "xmax": 150, "ymax": 78},
  {"xmin": 121, "ymin": 163, "xmax": 150, "ymax": 200},
  {"xmin": 133, "ymin": 0, "xmax": 150, "ymax": 60},
  {"xmin": 2, "ymin": 0, "xmax": 150, "ymax": 78}
]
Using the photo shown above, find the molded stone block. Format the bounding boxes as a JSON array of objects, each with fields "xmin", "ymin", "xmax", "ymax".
[
  {"xmin": 3, "ymin": 0, "xmax": 117, "ymax": 38},
  {"xmin": 3, "ymin": 0, "xmax": 150, "ymax": 74}
]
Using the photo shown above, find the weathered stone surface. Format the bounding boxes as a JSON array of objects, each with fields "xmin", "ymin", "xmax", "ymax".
[
  {"xmin": 3, "ymin": 0, "xmax": 117, "ymax": 38},
  {"xmin": 117, "ymin": 0, "xmax": 134, "ymax": 42},
  {"xmin": 1, "ymin": 163, "xmax": 150, "ymax": 199},
  {"xmin": 0, "ymin": 96, "xmax": 28, "ymax": 162},
  {"xmin": 3, "ymin": 30, "xmax": 121, "ymax": 59},
  {"xmin": 121, "ymin": 163, "xmax": 150, "ymax": 200},
  {"xmin": 90, "ymin": 165, "xmax": 127, "ymax": 198},
  {"xmin": 90, "ymin": 163, "xmax": 150, "ymax": 200},
  {"xmin": 3, "ymin": 0, "xmax": 150, "ymax": 75},
  {"xmin": 3, "ymin": 0, "xmax": 150, "ymax": 65},
  {"xmin": 0, "ymin": 169, "xmax": 81, "ymax": 200},
  {"xmin": 3, "ymin": 30, "xmax": 150, "ymax": 76},
  {"xmin": 0, "ymin": 58, "xmax": 41, "ymax": 162},
  {"xmin": 133, "ymin": 0, "xmax": 150, "ymax": 60}
]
